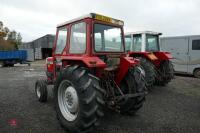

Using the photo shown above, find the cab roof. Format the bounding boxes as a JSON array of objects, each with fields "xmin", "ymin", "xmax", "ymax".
[
  {"xmin": 125, "ymin": 31, "xmax": 162, "ymax": 36},
  {"xmin": 57, "ymin": 13, "xmax": 124, "ymax": 28}
]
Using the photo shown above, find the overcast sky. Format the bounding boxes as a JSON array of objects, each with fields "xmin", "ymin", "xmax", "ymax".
[{"xmin": 1, "ymin": 0, "xmax": 200, "ymax": 42}]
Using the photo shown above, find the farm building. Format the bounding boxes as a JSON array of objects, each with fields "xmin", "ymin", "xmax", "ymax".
[{"xmin": 19, "ymin": 34, "xmax": 55, "ymax": 60}]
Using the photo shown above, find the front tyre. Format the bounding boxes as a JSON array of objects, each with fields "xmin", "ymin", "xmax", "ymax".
[
  {"xmin": 54, "ymin": 66, "xmax": 105, "ymax": 133},
  {"xmin": 35, "ymin": 79, "xmax": 48, "ymax": 102}
]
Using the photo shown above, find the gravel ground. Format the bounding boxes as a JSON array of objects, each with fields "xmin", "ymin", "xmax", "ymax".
[{"xmin": 0, "ymin": 64, "xmax": 200, "ymax": 133}]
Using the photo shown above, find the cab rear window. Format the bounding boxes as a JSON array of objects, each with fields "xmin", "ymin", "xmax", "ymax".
[{"xmin": 55, "ymin": 28, "xmax": 68, "ymax": 54}]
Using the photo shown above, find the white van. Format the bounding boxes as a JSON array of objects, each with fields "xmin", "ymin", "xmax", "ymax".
[{"xmin": 160, "ymin": 35, "xmax": 200, "ymax": 78}]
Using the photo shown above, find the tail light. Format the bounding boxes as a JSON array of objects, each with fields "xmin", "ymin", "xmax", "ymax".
[
  {"xmin": 46, "ymin": 57, "xmax": 54, "ymax": 72},
  {"xmin": 46, "ymin": 57, "xmax": 54, "ymax": 65}
]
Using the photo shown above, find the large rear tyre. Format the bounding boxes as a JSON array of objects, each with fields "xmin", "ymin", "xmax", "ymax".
[
  {"xmin": 54, "ymin": 66, "xmax": 105, "ymax": 133},
  {"xmin": 35, "ymin": 79, "xmax": 48, "ymax": 102},
  {"xmin": 119, "ymin": 66, "xmax": 147, "ymax": 115},
  {"xmin": 136, "ymin": 57, "xmax": 156, "ymax": 90},
  {"xmin": 157, "ymin": 60, "xmax": 174, "ymax": 86}
]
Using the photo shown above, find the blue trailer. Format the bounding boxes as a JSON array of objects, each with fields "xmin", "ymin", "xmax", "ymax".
[{"xmin": 0, "ymin": 50, "xmax": 29, "ymax": 67}]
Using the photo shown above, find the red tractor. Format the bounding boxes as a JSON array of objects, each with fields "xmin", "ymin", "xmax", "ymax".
[
  {"xmin": 35, "ymin": 13, "xmax": 147, "ymax": 133},
  {"xmin": 125, "ymin": 31, "xmax": 174, "ymax": 89}
]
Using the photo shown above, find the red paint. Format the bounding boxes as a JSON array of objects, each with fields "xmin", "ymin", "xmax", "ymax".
[
  {"xmin": 128, "ymin": 51, "xmax": 173, "ymax": 68},
  {"xmin": 115, "ymin": 57, "xmax": 138, "ymax": 85},
  {"xmin": 46, "ymin": 57, "xmax": 54, "ymax": 73},
  {"xmin": 60, "ymin": 56, "xmax": 106, "ymax": 68},
  {"xmin": 8, "ymin": 119, "xmax": 17, "ymax": 127},
  {"xmin": 153, "ymin": 52, "xmax": 173, "ymax": 60}
]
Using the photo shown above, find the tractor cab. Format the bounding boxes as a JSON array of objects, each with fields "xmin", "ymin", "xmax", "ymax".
[
  {"xmin": 47, "ymin": 13, "xmax": 136, "ymax": 84},
  {"xmin": 125, "ymin": 31, "xmax": 161, "ymax": 52},
  {"xmin": 125, "ymin": 31, "xmax": 173, "ymax": 65}
]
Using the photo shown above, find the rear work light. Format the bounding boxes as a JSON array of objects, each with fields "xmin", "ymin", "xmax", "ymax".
[{"xmin": 46, "ymin": 57, "xmax": 54, "ymax": 65}]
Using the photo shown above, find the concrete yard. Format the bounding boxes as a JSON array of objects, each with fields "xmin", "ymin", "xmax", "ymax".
[{"xmin": 0, "ymin": 63, "xmax": 200, "ymax": 133}]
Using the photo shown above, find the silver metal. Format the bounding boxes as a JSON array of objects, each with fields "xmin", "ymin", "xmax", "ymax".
[
  {"xmin": 141, "ymin": 33, "xmax": 146, "ymax": 52},
  {"xmin": 125, "ymin": 31, "xmax": 162, "ymax": 36},
  {"xmin": 58, "ymin": 80, "xmax": 79, "ymax": 121},
  {"xmin": 160, "ymin": 35, "xmax": 200, "ymax": 75},
  {"xmin": 36, "ymin": 86, "xmax": 41, "ymax": 98}
]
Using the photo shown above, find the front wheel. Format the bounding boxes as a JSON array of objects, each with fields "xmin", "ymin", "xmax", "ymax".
[
  {"xmin": 35, "ymin": 79, "xmax": 48, "ymax": 102},
  {"xmin": 54, "ymin": 66, "xmax": 105, "ymax": 133}
]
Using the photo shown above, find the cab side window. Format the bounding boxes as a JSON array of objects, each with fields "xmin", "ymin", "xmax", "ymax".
[
  {"xmin": 125, "ymin": 35, "xmax": 131, "ymax": 51},
  {"xmin": 133, "ymin": 34, "xmax": 142, "ymax": 51},
  {"xmin": 55, "ymin": 28, "xmax": 68, "ymax": 54},
  {"xmin": 69, "ymin": 22, "xmax": 86, "ymax": 54}
]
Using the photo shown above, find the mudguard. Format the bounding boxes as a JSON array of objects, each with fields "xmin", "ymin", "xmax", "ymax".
[
  {"xmin": 61, "ymin": 56, "xmax": 106, "ymax": 68},
  {"xmin": 115, "ymin": 57, "xmax": 139, "ymax": 85},
  {"xmin": 128, "ymin": 52, "xmax": 158, "ymax": 61},
  {"xmin": 153, "ymin": 52, "xmax": 173, "ymax": 60}
]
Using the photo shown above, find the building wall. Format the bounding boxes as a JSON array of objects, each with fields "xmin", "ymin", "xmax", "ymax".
[{"xmin": 32, "ymin": 34, "xmax": 55, "ymax": 48}]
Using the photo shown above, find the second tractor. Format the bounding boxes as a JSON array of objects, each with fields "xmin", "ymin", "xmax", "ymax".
[{"xmin": 125, "ymin": 31, "xmax": 174, "ymax": 89}]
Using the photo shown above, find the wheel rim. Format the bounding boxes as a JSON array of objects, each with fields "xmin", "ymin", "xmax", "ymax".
[
  {"xmin": 195, "ymin": 70, "xmax": 200, "ymax": 78},
  {"xmin": 36, "ymin": 85, "xmax": 41, "ymax": 98},
  {"xmin": 58, "ymin": 80, "xmax": 79, "ymax": 121}
]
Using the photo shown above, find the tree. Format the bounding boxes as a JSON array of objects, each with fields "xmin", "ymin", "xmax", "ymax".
[
  {"xmin": 0, "ymin": 21, "xmax": 23, "ymax": 50},
  {"xmin": 16, "ymin": 33, "xmax": 22, "ymax": 45}
]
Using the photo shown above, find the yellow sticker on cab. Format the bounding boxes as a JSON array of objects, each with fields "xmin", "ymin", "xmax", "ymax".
[{"xmin": 95, "ymin": 14, "xmax": 112, "ymax": 23}]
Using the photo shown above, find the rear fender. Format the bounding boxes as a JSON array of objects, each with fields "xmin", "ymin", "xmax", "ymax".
[
  {"xmin": 61, "ymin": 56, "xmax": 106, "ymax": 68},
  {"xmin": 153, "ymin": 52, "xmax": 173, "ymax": 60},
  {"xmin": 115, "ymin": 57, "xmax": 139, "ymax": 85},
  {"xmin": 128, "ymin": 52, "xmax": 158, "ymax": 61}
]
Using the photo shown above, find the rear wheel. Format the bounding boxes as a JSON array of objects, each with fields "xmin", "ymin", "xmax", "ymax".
[
  {"xmin": 119, "ymin": 66, "xmax": 147, "ymax": 115},
  {"xmin": 54, "ymin": 66, "xmax": 105, "ymax": 133},
  {"xmin": 157, "ymin": 60, "xmax": 174, "ymax": 86},
  {"xmin": 136, "ymin": 57, "xmax": 156, "ymax": 90},
  {"xmin": 194, "ymin": 68, "xmax": 200, "ymax": 78},
  {"xmin": 35, "ymin": 79, "xmax": 48, "ymax": 102}
]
